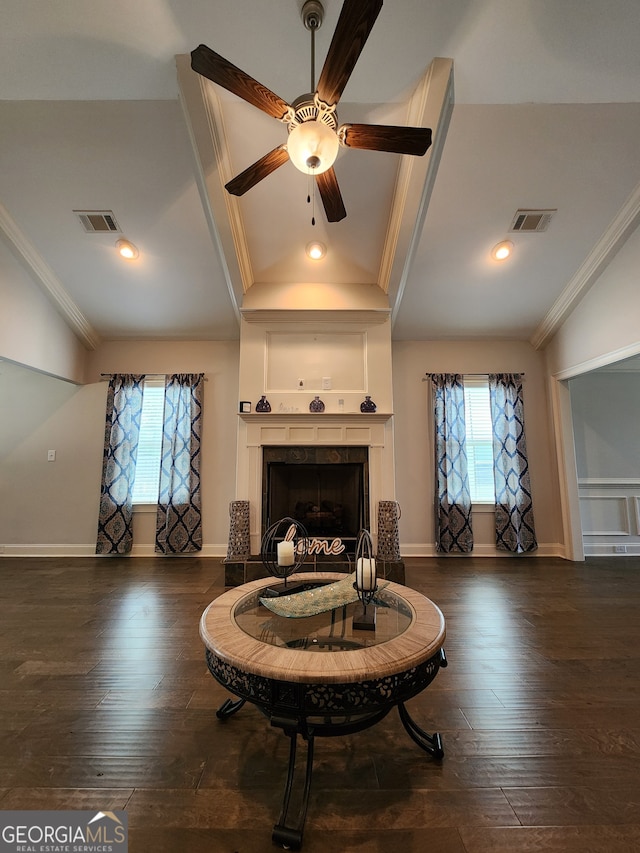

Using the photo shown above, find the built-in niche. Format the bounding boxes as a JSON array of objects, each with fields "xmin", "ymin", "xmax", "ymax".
[{"xmin": 262, "ymin": 446, "xmax": 369, "ymax": 549}]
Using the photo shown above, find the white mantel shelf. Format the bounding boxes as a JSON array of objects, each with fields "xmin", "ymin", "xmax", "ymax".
[{"xmin": 240, "ymin": 413, "xmax": 393, "ymax": 423}]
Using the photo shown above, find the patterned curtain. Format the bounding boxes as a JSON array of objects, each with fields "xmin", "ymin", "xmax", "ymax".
[
  {"xmin": 96, "ymin": 374, "xmax": 145, "ymax": 554},
  {"xmin": 488, "ymin": 373, "xmax": 537, "ymax": 553},
  {"xmin": 431, "ymin": 374, "xmax": 473, "ymax": 553},
  {"xmin": 155, "ymin": 374, "xmax": 204, "ymax": 554}
]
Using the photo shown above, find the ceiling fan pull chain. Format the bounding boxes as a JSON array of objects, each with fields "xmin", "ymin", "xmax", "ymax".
[
  {"xmin": 312, "ymin": 175, "xmax": 316, "ymax": 226},
  {"xmin": 307, "ymin": 173, "xmax": 316, "ymax": 226}
]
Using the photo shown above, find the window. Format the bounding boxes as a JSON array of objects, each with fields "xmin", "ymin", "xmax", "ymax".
[
  {"xmin": 132, "ymin": 379, "xmax": 164, "ymax": 504},
  {"xmin": 463, "ymin": 379, "xmax": 494, "ymax": 503}
]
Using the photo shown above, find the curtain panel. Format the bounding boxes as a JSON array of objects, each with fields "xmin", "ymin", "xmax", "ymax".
[
  {"xmin": 488, "ymin": 373, "xmax": 537, "ymax": 553},
  {"xmin": 96, "ymin": 374, "xmax": 145, "ymax": 554},
  {"xmin": 430, "ymin": 374, "xmax": 473, "ymax": 553},
  {"xmin": 155, "ymin": 373, "xmax": 204, "ymax": 554}
]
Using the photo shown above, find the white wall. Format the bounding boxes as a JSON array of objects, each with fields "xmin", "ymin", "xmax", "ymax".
[
  {"xmin": 545, "ymin": 224, "xmax": 640, "ymax": 559},
  {"xmin": 0, "ymin": 340, "xmax": 240, "ymax": 556},
  {"xmin": 392, "ymin": 339, "xmax": 563, "ymax": 556},
  {"xmin": 238, "ymin": 315, "xmax": 393, "ymax": 414},
  {"xmin": 568, "ymin": 369, "xmax": 640, "ymax": 556},
  {"xmin": 570, "ymin": 371, "xmax": 640, "ymax": 479},
  {"xmin": 0, "ymin": 235, "xmax": 86, "ymax": 383}
]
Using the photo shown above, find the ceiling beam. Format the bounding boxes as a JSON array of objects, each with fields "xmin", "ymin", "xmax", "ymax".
[
  {"xmin": 176, "ymin": 53, "xmax": 251, "ymax": 324},
  {"xmin": 378, "ymin": 58, "xmax": 454, "ymax": 324}
]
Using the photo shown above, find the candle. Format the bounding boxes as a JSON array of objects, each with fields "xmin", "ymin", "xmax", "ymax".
[
  {"xmin": 356, "ymin": 557, "xmax": 376, "ymax": 591},
  {"xmin": 277, "ymin": 540, "xmax": 295, "ymax": 566}
]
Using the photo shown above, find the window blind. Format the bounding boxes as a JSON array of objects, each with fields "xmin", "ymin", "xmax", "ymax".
[
  {"xmin": 463, "ymin": 380, "xmax": 495, "ymax": 503},
  {"xmin": 132, "ymin": 380, "xmax": 164, "ymax": 504}
]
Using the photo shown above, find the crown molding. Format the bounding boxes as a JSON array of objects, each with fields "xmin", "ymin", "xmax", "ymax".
[
  {"xmin": 553, "ymin": 340, "xmax": 640, "ymax": 381},
  {"xmin": 240, "ymin": 308, "xmax": 389, "ymax": 325},
  {"xmin": 531, "ymin": 181, "xmax": 640, "ymax": 350},
  {"xmin": 0, "ymin": 202, "xmax": 100, "ymax": 350}
]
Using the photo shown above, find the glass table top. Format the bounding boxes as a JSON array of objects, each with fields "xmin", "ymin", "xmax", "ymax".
[{"xmin": 233, "ymin": 583, "xmax": 413, "ymax": 652}]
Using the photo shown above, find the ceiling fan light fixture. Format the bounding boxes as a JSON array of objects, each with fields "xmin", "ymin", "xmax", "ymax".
[
  {"xmin": 491, "ymin": 240, "xmax": 513, "ymax": 262},
  {"xmin": 306, "ymin": 241, "xmax": 326, "ymax": 260},
  {"xmin": 287, "ymin": 120, "xmax": 339, "ymax": 175},
  {"xmin": 116, "ymin": 238, "xmax": 139, "ymax": 260}
]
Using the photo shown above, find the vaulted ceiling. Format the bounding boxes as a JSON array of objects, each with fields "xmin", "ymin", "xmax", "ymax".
[{"xmin": 1, "ymin": 0, "xmax": 639, "ymax": 349}]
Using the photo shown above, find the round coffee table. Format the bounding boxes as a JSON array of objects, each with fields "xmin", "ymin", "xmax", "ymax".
[{"xmin": 200, "ymin": 572, "xmax": 447, "ymax": 849}]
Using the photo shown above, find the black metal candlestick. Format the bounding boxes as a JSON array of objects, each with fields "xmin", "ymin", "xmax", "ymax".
[
  {"xmin": 260, "ymin": 517, "xmax": 309, "ymax": 598},
  {"xmin": 353, "ymin": 528, "xmax": 377, "ymax": 630}
]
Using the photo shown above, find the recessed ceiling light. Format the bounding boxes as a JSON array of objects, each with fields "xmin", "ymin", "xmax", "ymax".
[
  {"xmin": 306, "ymin": 241, "xmax": 326, "ymax": 260},
  {"xmin": 491, "ymin": 240, "xmax": 513, "ymax": 262},
  {"xmin": 116, "ymin": 239, "xmax": 139, "ymax": 260}
]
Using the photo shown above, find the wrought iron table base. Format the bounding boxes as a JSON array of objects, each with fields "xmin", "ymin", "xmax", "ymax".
[
  {"xmin": 209, "ymin": 648, "xmax": 447, "ymax": 850},
  {"xmin": 216, "ymin": 696, "xmax": 246, "ymax": 720}
]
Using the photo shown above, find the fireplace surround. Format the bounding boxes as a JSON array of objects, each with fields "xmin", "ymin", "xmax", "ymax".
[
  {"xmin": 262, "ymin": 446, "xmax": 369, "ymax": 546},
  {"xmin": 225, "ymin": 411, "xmax": 403, "ymax": 585}
]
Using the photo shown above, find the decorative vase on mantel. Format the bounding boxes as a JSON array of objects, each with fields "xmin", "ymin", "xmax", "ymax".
[
  {"xmin": 309, "ymin": 396, "xmax": 325, "ymax": 413},
  {"xmin": 360, "ymin": 395, "xmax": 377, "ymax": 413},
  {"xmin": 255, "ymin": 395, "xmax": 271, "ymax": 413}
]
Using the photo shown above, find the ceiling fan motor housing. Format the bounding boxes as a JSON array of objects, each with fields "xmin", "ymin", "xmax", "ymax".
[{"xmin": 288, "ymin": 93, "xmax": 338, "ymax": 133}]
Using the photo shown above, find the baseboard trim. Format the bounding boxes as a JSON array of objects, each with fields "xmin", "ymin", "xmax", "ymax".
[
  {"xmin": 0, "ymin": 544, "xmax": 227, "ymax": 558},
  {"xmin": 0, "ymin": 544, "xmax": 97, "ymax": 557},
  {"xmin": 0, "ymin": 542, "xmax": 569, "ymax": 560},
  {"xmin": 400, "ymin": 542, "xmax": 567, "ymax": 559},
  {"xmin": 583, "ymin": 543, "xmax": 640, "ymax": 557}
]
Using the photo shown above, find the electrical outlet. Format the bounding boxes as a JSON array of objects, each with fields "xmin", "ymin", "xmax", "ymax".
[
  {"xmin": 614, "ymin": 544, "xmax": 627, "ymax": 553},
  {"xmin": 298, "ymin": 378, "xmax": 304, "ymax": 390},
  {"xmin": 322, "ymin": 376, "xmax": 332, "ymax": 390}
]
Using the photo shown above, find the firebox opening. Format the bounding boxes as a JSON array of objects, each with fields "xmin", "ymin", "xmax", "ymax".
[{"xmin": 262, "ymin": 446, "xmax": 369, "ymax": 551}]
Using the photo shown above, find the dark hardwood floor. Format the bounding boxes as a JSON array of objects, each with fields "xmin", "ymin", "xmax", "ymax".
[{"xmin": 1, "ymin": 555, "xmax": 639, "ymax": 852}]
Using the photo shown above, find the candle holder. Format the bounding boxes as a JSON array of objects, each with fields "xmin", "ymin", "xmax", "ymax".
[
  {"xmin": 353, "ymin": 529, "xmax": 377, "ymax": 631},
  {"xmin": 260, "ymin": 517, "xmax": 309, "ymax": 598}
]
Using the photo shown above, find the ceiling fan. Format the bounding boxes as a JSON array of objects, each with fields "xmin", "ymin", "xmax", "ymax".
[{"xmin": 190, "ymin": 0, "xmax": 432, "ymax": 223}]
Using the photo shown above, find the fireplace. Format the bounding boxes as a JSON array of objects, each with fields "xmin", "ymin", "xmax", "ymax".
[
  {"xmin": 227, "ymin": 412, "xmax": 403, "ymax": 585},
  {"xmin": 262, "ymin": 446, "xmax": 369, "ymax": 549}
]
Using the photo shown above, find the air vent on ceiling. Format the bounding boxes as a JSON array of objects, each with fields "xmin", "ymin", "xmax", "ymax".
[
  {"xmin": 509, "ymin": 209, "xmax": 556, "ymax": 233},
  {"xmin": 74, "ymin": 210, "xmax": 121, "ymax": 233}
]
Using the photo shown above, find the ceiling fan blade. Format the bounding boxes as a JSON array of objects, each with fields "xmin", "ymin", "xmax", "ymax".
[
  {"xmin": 225, "ymin": 147, "xmax": 290, "ymax": 196},
  {"xmin": 316, "ymin": 168, "xmax": 347, "ymax": 222},
  {"xmin": 191, "ymin": 44, "xmax": 291, "ymax": 121},
  {"xmin": 316, "ymin": 0, "xmax": 383, "ymax": 107},
  {"xmin": 339, "ymin": 124, "xmax": 432, "ymax": 156}
]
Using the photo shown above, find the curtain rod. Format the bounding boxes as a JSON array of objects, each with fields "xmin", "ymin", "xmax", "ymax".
[
  {"xmin": 99, "ymin": 373, "xmax": 208, "ymax": 380},
  {"xmin": 422, "ymin": 372, "xmax": 526, "ymax": 380}
]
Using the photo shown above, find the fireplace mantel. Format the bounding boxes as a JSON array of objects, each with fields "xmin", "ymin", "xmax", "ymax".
[
  {"xmin": 240, "ymin": 413, "xmax": 393, "ymax": 424},
  {"xmin": 236, "ymin": 411, "xmax": 396, "ymax": 554}
]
